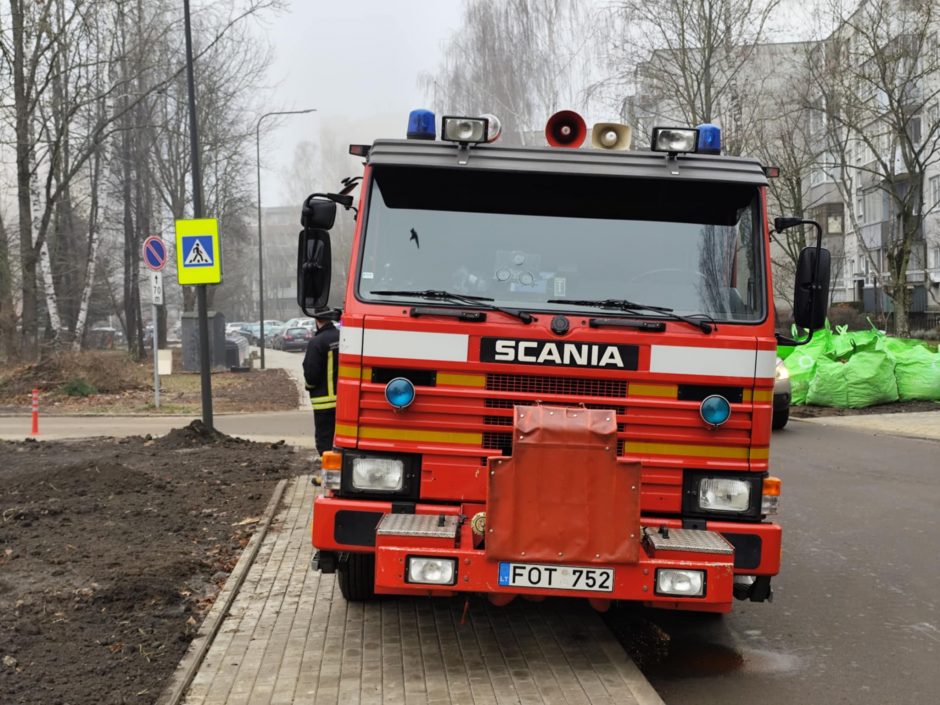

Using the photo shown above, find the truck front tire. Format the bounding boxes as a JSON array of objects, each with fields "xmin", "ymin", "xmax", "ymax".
[{"xmin": 337, "ymin": 552, "xmax": 376, "ymax": 601}]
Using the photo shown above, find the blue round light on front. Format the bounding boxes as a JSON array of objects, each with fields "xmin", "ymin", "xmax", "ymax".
[
  {"xmin": 385, "ymin": 377, "xmax": 416, "ymax": 409},
  {"xmin": 700, "ymin": 395, "xmax": 731, "ymax": 427}
]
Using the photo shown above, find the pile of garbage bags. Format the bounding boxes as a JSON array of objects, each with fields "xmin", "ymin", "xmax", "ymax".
[{"xmin": 779, "ymin": 322, "xmax": 940, "ymax": 408}]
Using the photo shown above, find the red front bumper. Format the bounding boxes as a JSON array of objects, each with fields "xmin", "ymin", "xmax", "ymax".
[{"xmin": 313, "ymin": 496, "xmax": 781, "ymax": 611}]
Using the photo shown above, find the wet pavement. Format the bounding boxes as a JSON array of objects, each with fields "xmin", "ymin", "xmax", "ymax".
[{"xmin": 612, "ymin": 420, "xmax": 940, "ymax": 704}]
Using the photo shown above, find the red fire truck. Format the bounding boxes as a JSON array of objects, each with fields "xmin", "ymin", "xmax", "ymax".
[{"xmin": 298, "ymin": 111, "xmax": 830, "ymax": 613}]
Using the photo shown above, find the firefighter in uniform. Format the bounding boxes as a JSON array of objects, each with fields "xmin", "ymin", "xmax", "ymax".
[{"xmin": 302, "ymin": 309, "xmax": 340, "ymax": 456}]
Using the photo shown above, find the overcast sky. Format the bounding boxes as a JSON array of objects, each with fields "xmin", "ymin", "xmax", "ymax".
[
  {"xmin": 255, "ymin": 0, "xmax": 464, "ymax": 205},
  {"xmin": 252, "ymin": 0, "xmax": 822, "ymax": 207}
]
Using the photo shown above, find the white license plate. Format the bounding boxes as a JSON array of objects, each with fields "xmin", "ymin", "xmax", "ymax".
[{"xmin": 498, "ymin": 562, "xmax": 614, "ymax": 592}]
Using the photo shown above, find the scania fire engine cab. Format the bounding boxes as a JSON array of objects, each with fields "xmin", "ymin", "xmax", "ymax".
[{"xmin": 298, "ymin": 110, "xmax": 830, "ymax": 613}]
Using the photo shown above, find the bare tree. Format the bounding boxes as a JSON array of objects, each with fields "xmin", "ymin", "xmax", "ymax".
[
  {"xmin": 809, "ymin": 0, "xmax": 940, "ymax": 335},
  {"xmin": 423, "ymin": 0, "xmax": 600, "ymax": 145},
  {"xmin": 609, "ymin": 0, "xmax": 782, "ymax": 154}
]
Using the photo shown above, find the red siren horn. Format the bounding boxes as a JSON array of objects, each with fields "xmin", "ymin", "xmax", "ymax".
[{"xmin": 545, "ymin": 110, "xmax": 587, "ymax": 148}]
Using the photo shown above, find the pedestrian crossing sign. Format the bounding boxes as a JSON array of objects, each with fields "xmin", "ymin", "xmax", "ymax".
[{"xmin": 175, "ymin": 218, "xmax": 221, "ymax": 285}]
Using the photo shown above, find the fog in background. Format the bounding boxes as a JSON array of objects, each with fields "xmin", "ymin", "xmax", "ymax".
[{"xmin": 256, "ymin": 0, "xmax": 463, "ymax": 206}]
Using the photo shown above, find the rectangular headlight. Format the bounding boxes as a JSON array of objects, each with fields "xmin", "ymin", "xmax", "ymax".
[
  {"xmin": 407, "ymin": 557, "xmax": 457, "ymax": 585},
  {"xmin": 442, "ymin": 116, "xmax": 488, "ymax": 144},
  {"xmin": 651, "ymin": 127, "xmax": 698, "ymax": 154},
  {"xmin": 656, "ymin": 569, "xmax": 705, "ymax": 597},
  {"xmin": 351, "ymin": 457, "xmax": 404, "ymax": 492},
  {"xmin": 698, "ymin": 477, "xmax": 752, "ymax": 513}
]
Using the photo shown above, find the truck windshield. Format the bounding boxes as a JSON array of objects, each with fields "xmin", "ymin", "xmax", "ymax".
[{"xmin": 357, "ymin": 165, "xmax": 766, "ymax": 323}]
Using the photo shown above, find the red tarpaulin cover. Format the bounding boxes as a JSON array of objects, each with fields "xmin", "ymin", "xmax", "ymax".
[{"xmin": 486, "ymin": 405, "xmax": 641, "ymax": 564}]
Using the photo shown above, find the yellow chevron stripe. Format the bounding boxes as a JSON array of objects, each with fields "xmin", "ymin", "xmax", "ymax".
[
  {"xmin": 628, "ymin": 383, "xmax": 678, "ymax": 398},
  {"xmin": 437, "ymin": 372, "xmax": 486, "ymax": 388},
  {"xmin": 335, "ymin": 423, "xmax": 482, "ymax": 445},
  {"xmin": 624, "ymin": 441, "xmax": 761, "ymax": 460}
]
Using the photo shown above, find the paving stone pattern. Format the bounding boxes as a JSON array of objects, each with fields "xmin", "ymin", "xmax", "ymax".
[{"xmin": 180, "ymin": 477, "xmax": 654, "ymax": 705}]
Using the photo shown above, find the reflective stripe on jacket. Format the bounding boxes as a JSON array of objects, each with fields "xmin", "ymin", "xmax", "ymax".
[
  {"xmin": 309, "ymin": 350, "xmax": 336, "ymax": 410},
  {"xmin": 302, "ymin": 322, "xmax": 340, "ymax": 411}
]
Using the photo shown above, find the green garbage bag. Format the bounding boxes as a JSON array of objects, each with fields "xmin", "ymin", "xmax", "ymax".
[
  {"xmin": 830, "ymin": 326, "xmax": 856, "ymax": 359},
  {"xmin": 881, "ymin": 336, "xmax": 928, "ymax": 360},
  {"xmin": 806, "ymin": 351, "xmax": 899, "ymax": 408},
  {"xmin": 783, "ymin": 325, "xmax": 833, "ymax": 405},
  {"xmin": 894, "ymin": 345, "xmax": 940, "ymax": 401}
]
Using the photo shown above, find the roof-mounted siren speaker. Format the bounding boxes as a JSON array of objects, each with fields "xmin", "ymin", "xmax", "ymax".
[
  {"xmin": 591, "ymin": 122, "xmax": 632, "ymax": 150},
  {"xmin": 545, "ymin": 110, "xmax": 587, "ymax": 148}
]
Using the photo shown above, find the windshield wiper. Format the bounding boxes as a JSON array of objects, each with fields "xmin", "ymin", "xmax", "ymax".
[
  {"xmin": 546, "ymin": 298, "xmax": 715, "ymax": 334},
  {"xmin": 371, "ymin": 289, "xmax": 533, "ymax": 323}
]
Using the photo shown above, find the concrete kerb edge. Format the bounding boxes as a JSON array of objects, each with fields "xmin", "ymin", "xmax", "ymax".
[
  {"xmin": 595, "ymin": 636, "xmax": 667, "ymax": 705},
  {"xmin": 156, "ymin": 477, "xmax": 290, "ymax": 705}
]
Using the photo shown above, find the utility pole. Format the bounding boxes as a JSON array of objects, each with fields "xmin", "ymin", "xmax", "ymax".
[{"xmin": 183, "ymin": 0, "xmax": 213, "ymax": 429}]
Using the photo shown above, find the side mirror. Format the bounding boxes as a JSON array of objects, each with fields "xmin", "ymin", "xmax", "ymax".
[
  {"xmin": 301, "ymin": 196, "xmax": 336, "ymax": 230},
  {"xmin": 297, "ymin": 228, "xmax": 332, "ymax": 314},
  {"xmin": 793, "ymin": 246, "xmax": 830, "ymax": 330}
]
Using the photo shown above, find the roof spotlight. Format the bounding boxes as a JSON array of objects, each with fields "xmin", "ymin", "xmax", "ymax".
[
  {"xmin": 441, "ymin": 115, "xmax": 489, "ymax": 144},
  {"xmin": 651, "ymin": 127, "xmax": 698, "ymax": 154}
]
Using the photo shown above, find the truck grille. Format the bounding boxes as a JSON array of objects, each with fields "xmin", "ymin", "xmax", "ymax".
[
  {"xmin": 482, "ymin": 374, "xmax": 627, "ymax": 456},
  {"xmin": 486, "ymin": 373, "xmax": 626, "ymax": 398}
]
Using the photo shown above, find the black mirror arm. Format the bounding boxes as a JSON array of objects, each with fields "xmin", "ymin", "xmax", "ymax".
[{"xmin": 775, "ymin": 329, "xmax": 815, "ymax": 347}]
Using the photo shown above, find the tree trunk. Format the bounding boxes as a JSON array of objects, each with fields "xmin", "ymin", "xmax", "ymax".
[
  {"xmin": 12, "ymin": 0, "xmax": 38, "ymax": 353},
  {"xmin": 72, "ymin": 142, "xmax": 105, "ymax": 352},
  {"xmin": 0, "ymin": 211, "xmax": 17, "ymax": 359}
]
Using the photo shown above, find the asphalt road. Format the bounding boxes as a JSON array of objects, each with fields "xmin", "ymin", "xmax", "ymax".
[{"xmin": 633, "ymin": 419, "xmax": 940, "ymax": 704}]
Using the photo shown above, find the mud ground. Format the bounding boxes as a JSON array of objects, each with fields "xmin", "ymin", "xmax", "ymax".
[
  {"xmin": 0, "ymin": 422, "xmax": 310, "ymax": 705},
  {"xmin": 790, "ymin": 399, "xmax": 940, "ymax": 417}
]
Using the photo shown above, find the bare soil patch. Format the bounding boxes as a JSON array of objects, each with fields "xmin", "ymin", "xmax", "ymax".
[
  {"xmin": 790, "ymin": 399, "xmax": 940, "ymax": 418},
  {"xmin": 0, "ymin": 351, "xmax": 299, "ymax": 415},
  {"xmin": 0, "ymin": 422, "xmax": 310, "ymax": 705}
]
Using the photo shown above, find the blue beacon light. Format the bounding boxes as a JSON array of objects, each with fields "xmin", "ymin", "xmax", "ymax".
[
  {"xmin": 407, "ymin": 109, "xmax": 436, "ymax": 140},
  {"xmin": 385, "ymin": 377, "xmax": 416, "ymax": 410},
  {"xmin": 696, "ymin": 123, "xmax": 721, "ymax": 154},
  {"xmin": 700, "ymin": 395, "xmax": 731, "ymax": 427}
]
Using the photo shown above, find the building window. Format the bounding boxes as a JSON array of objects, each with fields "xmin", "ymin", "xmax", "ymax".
[
  {"xmin": 929, "ymin": 245, "xmax": 940, "ymax": 270},
  {"xmin": 857, "ymin": 187, "xmax": 865, "ymax": 221},
  {"xmin": 908, "ymin": 116, "xmax": 922, "ymax": 145},
  {"xmin": 931, "ymin": 175, "xmax": 940, "ymax": 207},
  {"xmin": 827, "ymin": 210, "xmax": 844, "ymax": 234}
]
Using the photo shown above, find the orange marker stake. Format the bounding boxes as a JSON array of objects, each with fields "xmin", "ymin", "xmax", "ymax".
[{"xmin": 30, "ymin": 388, "xmax": 39, "ymax": 436}]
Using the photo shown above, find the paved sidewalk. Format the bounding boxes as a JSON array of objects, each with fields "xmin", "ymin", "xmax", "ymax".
[
  {"xmin": 168, "ymin": 476, "xmax": 662, "ymax": 705},
  {"xmin": 0, "ymin": 410, "xmax": 316, "ymax": 447},
  {"xmin": 796, "ymin": 409, "xmax": 940, "ymax": 442}
]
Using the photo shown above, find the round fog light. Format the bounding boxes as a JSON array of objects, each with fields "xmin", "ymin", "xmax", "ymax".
[{"xmin": 700, "ymin": 395, "xmax": 731, "ymax": 427}]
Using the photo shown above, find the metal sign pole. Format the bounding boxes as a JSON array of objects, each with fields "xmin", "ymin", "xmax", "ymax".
[
  {"xmin": 153, "ymin": 299, "xmax": 161, "ymax": 409},
  {"xmin": 183, "ymin": 0, "xmax": 213, "ymax": 430},
  {"xmin": 143, "ymin": 240, "xmax": 167, "ymax": 411}
]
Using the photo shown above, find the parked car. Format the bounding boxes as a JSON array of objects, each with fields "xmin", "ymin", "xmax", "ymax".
[
  {"xmin": 274, "ymin": 326, "xmax": 314, "ymax": 351},
  {"xmin": 283, "ymin": 317, "xmax": 314, "ymax": 329},
  {"xmin": 240, "ymin": 323, "xmax": 261, "ymax": 345},
  {"xmin": 261, "ymin": 321, "xmax": 284, "ymax": 347},
  {"xmin": 226, "ymin": 321, "xmax": 248, "ymax": 335},
  {"xmin": 772, "ymin": 356, "xmax": 791, "ymax": 430}
]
